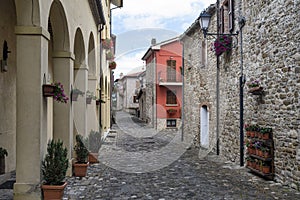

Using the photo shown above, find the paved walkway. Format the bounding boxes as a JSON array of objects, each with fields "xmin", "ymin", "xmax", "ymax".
[
  {"xmin": 63, "ymin": 111, "xmax": 300, "ymax": 200},
  {"xmin": 1, "ymin": 111, "xmax": 300, "ymax": 199}
]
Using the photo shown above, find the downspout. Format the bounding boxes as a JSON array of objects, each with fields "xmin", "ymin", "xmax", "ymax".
[
  {"xmin": 99, "ymin": 24, "xmax": 104, "ymax": 139},
  {"xmin": 216, "ymin": 0, "xmax": 220, "ymax": 155},
  {"xmin": 181, "ymin": 42, "xmax": 185, "ymax": 141}
]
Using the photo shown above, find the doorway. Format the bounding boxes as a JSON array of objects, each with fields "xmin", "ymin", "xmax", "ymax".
[{"xmin": 200, "ymin": 105, "xmax": 209, "ymax": 148}]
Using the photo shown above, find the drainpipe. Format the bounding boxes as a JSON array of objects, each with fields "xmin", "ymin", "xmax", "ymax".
[
  {"xmin": 99, "ymin": 24, "xmax": 104, "ymax": 139},
  {"xmin": 216, "ymin": 0, "xmax": 220, "ymax": 155},
  {"xmin": 181, "ymin": 42, "xmax": 185, "ymax": 141},
  {"xmin": 239, "ymin": 17, "xmax": 246, "ymax": 166}
]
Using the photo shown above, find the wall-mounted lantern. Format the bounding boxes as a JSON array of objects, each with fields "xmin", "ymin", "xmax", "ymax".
[{"xmin": 1, "ymin": 40, "xmax": 11, "ymax": 72}]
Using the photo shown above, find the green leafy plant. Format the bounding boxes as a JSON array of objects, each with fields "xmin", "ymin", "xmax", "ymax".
[
  {"xmin": 86, "ymin": 91, "xmax": 97, "ymax": 100},
  {"xmin": 85, "ymin": 130, "xmax": 102, "ymax": 153},
  {"xmin": 0, "ymin": 147, "xmax": 8, "ymax": 157},
  {"xmin": 106, "ymin": 51, "xmax": 114, "ymax": 60},
  {"xmin": 42, "ymin": 139, "xmax": 68, "ymax": 185},
  {"xmin": 247, "ymin": 79, "xmax": 260, "ymax": 88},
  {"xmin": 74, "ymin": 135, "xmax": 89, "ymax": 163},
  {"xmin": 72, "ymin": 88, "xmax": 84, "ymax": 96},
  {"xmin": 102, "ymin": 38, "xmax": 113, "ymax": 50}
]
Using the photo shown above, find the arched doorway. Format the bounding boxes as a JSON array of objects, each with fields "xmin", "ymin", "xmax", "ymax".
[{"xmin": 200, "ymin": 105, "xmax": 209, "ymax": 148}]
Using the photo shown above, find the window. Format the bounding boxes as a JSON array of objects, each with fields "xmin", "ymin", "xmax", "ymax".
[
  {"xmin": 219, "ymin": 6, "xmax": 224, "ymax": 33},
  {"xmin": 167, "ymin": 60, "xmax": 176, "ymax": 82},
  {"xmin": 228, "ymin": 0, "xmax": 234, "ymax": 32},
  {"xmin": 220, "ymin": 0, "xmax": 234, "ymax": 33},
  {"xmin": 166, "ymin": 90, "xmax": 177, "ymax": 104},
  {"xmin": 167, "ymin": 119, "xmax": 176, "ymax": 128}
]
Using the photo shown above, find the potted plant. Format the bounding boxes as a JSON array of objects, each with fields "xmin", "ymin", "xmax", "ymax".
[
  {"xmin": 109, "ymin": 61, "xmax": 117, "ymax": 70},
  {"xmin": 73, "ymin": 135, "xmax": 89, "ymax": 177},
  {"xmin": 85, "ymin": 130, "xmax": 101, "ymax": 164},
  {"xmin": 212, "ymin": 35, "xmax": 232, "ymax": 56},
  {"xmin": 167, "ymin": 108, "xmax": 177, "ymax": 114},
  {"xmin": 43, "ymin": 82, "xmax": 69, "ymax": 103},
  {"xmin": 0, "ymin": 147, "xmax": 8, "ymax": 175},
  {"xmin": 247, "ymin": 79, "xmax": 263, "ymax": 94},
  {"xmin": 86, "ymin": 91, "xmax": 97, "ymax": 104},
  {"xmin": 106, "ymin": 51, "xmax": 114, "ymax": 61},
  {"xmin": 41, "ymin": 139, "xmax": 68, "ymax": 200},
  {"xmin": 260, "ymin": 127, "xmax": 272, "ymax": 140},
  {"xmin": 102, "ymin": 38, "xmax": 113, "ymax": 50},
  {"xmin": 72, "ymin": 88, "xmax": 84, "ymax": 101}
]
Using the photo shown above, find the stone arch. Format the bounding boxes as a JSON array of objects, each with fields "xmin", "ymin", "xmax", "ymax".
[
  {"xmin": 15, "ymin": 0, "xmax": 40, "ymax": 26},
  {"xmin": 88, "ymin": 32, "xmax": 96, "ymax": 76},
  {"xmin": 0, "ymin": 0, "xmax": 17, "ymax": 174},
  {"xmin": 73, "ymin": 28, "xmax": 87, "ymax": 137},
  {"xmin": 48, "ymin": 0, "xmax": 70, "ymax": 52}
]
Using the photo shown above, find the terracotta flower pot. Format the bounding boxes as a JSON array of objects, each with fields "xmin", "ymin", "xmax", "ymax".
[
  {"xmin": 262, "ymin": 166, "xmax": 270, "ymax": 174},
  {"xmin": 88, "ymin": 153, "xmax": 99, "ymax": 164},
  {"xmin": 41, "ymin": 182, "xmax": 67, "ymax": 200},
  {"xmin": 73, "ymin": 162, "xmax": 89, "ymax": 177}
]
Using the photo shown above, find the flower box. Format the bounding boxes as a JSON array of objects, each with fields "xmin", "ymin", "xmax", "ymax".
[
  {"xmin": 43, "ymin": 84, "xmax": 55, "ymax": 97},
  {"xmin": 109, "ymin": 61, "xmax": 116, "ymax": 70},
  {"xmin": 86, "ymin": 97, "xmax": 92, "ymax": 104},
  {"xmin": 248, "ymin": 86, "xmax": 263, "ymax": 95},
  {"xmin": 212, "ymin": 35, "xmax": 232, "ymax": 56},
  {"xmin": 43, "ymin": 82, "xmax": 68, "ymax": 103}
]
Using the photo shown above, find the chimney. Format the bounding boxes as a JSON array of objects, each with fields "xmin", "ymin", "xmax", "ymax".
[{"xmin": 151, "ymin": 38, "xmax": 156, "ymax": 45}]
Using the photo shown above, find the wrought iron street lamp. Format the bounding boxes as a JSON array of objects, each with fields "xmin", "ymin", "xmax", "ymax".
[{"xmin": 198, "ymin": 9, "xmax": 246, "ymax": 167}]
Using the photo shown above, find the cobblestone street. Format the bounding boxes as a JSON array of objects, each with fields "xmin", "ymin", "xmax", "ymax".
[
  {"xmin": 1, "ymin": 111, "xmax": 299, "ymax": 200},
  {"xmin": 63, "ymin": 112, "xmax": 299, "ymax": 200}
]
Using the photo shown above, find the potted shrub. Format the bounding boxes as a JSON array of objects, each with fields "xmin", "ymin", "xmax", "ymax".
[
  {"xmin": 41, "ymin": 139, "xmax": 68, "ymax": 200},
  {"xmin": 85, "ymin": 130, "xmax": 101, "ymax": 164},
  {"xmin": 43, "ymin": 82, "xmax": 69, "ymax": 103},
  {"xmin": 73, "ymin": 135, "xmax": 89, "ymax": 177},
  {"xmin": 72, "ymin": 88, "xmax": 84, "ymax": 101},
  {"xmin": 0, "ymin": 147, "xmax": 8, "ymax": 175},
  {"xmin": 96, "ymin": 99, "xmax": 105, "ymax": 105}
]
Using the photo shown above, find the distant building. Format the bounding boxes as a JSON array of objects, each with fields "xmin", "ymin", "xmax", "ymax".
[
  {"xmin": 115, "ymin": 71, "xmax": 144, "ymax": 115},
  {"xmin": 142, "ymin": 37, "xmax": 183, "ymax": 130}
]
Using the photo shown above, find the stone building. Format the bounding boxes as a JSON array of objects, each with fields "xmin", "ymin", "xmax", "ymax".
[
  {"xmin": 0, "ymin": 0, "xmax": 122, "ymax": 199},
  {"xmin": 182, "ymin": 0, "xmax": 299, "ymax": 189},
  {"xmin": 136, "ymin": 71, "xmax": 147, "ymax": 121}
]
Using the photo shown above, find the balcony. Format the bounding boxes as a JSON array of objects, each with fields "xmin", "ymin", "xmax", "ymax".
[{"xmin": 158, "ymin": 71, "xmax": 182, "ymax": 86}]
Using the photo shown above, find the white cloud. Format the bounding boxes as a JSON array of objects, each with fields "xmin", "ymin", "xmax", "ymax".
[
  {"xmin": 113, "ymin": 0, "xmax": 216, "ymax": 32},
  {"xmin": 111, "ymin": 0, "xmax": 216, "ymax": 79},
  {"xmin": 114, "ymin": 51, "xmax": 146, "ymax": 78}
]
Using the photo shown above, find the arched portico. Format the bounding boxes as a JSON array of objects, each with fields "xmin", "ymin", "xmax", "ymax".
[
  {"xmin": 73, "ymin": 28, "xmax": 88, "ymax": 137},
  {"xmin": 87, "ymin": 33, "xmax": 99, "ymax": 132}
]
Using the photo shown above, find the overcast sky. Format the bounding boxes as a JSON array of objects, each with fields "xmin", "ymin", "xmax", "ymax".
[{"xmin": 111, "ymin": 0, "xmax": 216, "ymax": 78}]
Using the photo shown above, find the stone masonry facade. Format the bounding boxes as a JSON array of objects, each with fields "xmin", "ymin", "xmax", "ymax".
[{"xmin": 182, "ymin": 0, "xmax": 299, "ymax": 189}]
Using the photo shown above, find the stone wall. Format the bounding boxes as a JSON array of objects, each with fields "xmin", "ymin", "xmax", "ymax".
[{"xmin": 182, "ymin": 0, "xmax": 300, "ymax": 188}]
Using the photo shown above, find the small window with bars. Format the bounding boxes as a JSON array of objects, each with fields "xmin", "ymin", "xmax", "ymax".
[{"xmin": 166, "ymin": 90, "xmax": 177, "ymax": 104}]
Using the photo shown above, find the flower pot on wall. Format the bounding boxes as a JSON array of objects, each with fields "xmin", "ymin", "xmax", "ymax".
[
  {"xmin": 248, "ymin": 86, "xmax": 263, "ymax": 95},
  {"xmin": 72, "ymin": 93, "xmax": 79, "ymax": 101},
  {"xmin": 86, "ymin": 97, "xmax": 92, "ymax": 104},
  {"xmin": 42, "ymin": 84, "xmax": 55, "ymax": 97}
]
